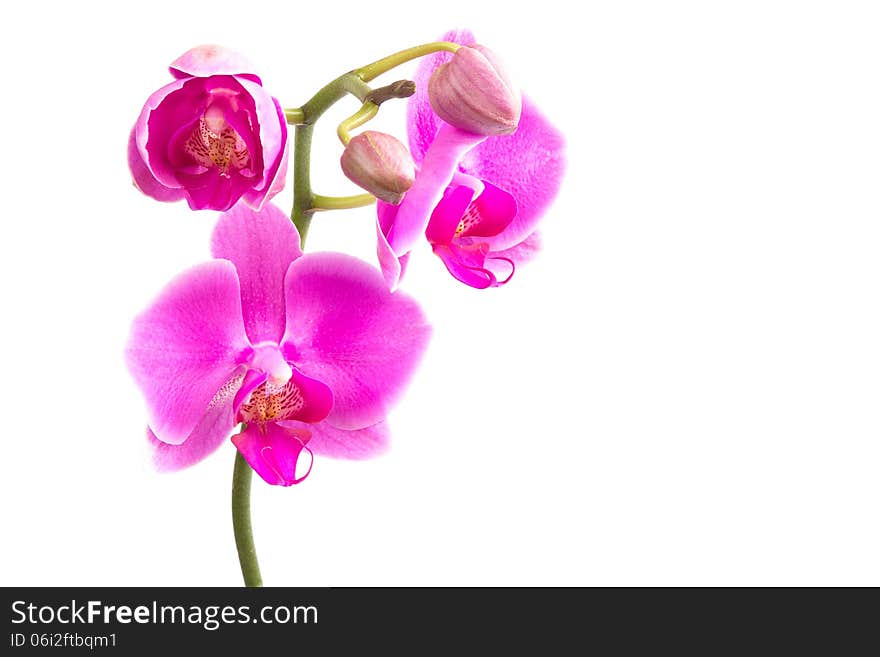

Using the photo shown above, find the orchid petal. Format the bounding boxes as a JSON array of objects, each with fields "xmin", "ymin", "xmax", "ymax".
[
  {"xmin": 277, "ymin": 420, "xmax": 390, "ymax": 460},
  {"xmin": 232, "ymin": 369, "xmax": 268, "ymax": 415},
  {"xmin": 126, "ymin": 260, "xmax": 252, "ymax": 445},
  {"xmin": 175, "ymin": 169, "xmax": 252, "ymax": 211},
  {"xmin": 461, "ymin": 180, "xmax": 517, "ymax": 238},
  {"xmin": 425, "ymin": 184, "xmax": 474, "ymax": 245},
  {"xmin": 281, "ymin": 252, "xmax": 430, "ymax": 430},
  {"xmin": 211, "ymin": 203, "xmax": 302, "ymax": 344},
  {"xmin": 287, "ymin": 368, "xmax": 334, "ymax": 424},
  {"xmin": 169, "ymin": 44, "xmax": 262, "ymax": 84},
  {"xmin": 147, "ymin": 370, "xmax": 244, "ymax": 471},
  {"xmin": 237, "ymin": 79, "xmax": 288, "ymax": 210},
  {"xmin": 135, "ymin": 77, "xmax": 193, "ymax": 188},
  {"xmin": 127, "ymin": 127, "xmax": 185, "ymax": 202},
  {"xmin": 460, "ymin": 96, "xmax": 566, "ymax": 251},
  {"xmin": 489, "ymin": 231, "xmax": 542, "ymax": 265},
  {"xmin": 386, "ymin": 122, "xmax": 485, "ymax": 258},
  {"xmin": 375, "ymin": 201, "xmax": 410, "ymax": 291}
]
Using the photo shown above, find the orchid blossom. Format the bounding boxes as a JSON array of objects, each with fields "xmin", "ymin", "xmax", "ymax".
[
  {"xmin": 126, "ymin": 203, "xmax": 430, "ymax": 485},
  {"xmin": 376, "ymin": 30, "xmax": 566, "ymax": 290},
  {"xmin": 127, "ymin": 45, "xmax": 289, "ymax": 212}
]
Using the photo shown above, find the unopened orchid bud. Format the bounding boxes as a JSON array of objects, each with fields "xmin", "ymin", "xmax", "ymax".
[
  {"xmin": 428, "ymin": 45, "xmax": 521, "ymax": 136},
  {"xmin": 340, "ymin": 131, "xmax": 415, "ymax": 204}
]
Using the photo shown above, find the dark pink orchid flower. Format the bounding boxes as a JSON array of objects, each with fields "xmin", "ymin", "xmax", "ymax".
[
  {"xmin": 376, "ymin": 29, "xmax": 566, "ymax": 290},
  {"xmin": 126, "ymin": 203, "xmax": 430, "ymax": 486},
  {"xmin": 127, "ymin": 45, "xmax": 289, "ymax": 212}
]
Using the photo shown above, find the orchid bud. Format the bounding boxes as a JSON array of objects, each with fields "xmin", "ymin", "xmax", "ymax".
[
  {"xmin": 340, "ymin": 131, "xmax": 416, "ymax": 204},
  {"xmin": 427, "ymin": 45, "xmax": 522, "ymax": 136}
]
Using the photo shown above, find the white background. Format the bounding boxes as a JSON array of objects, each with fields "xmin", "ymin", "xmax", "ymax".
[{"xmin": 1, "ymin": 0, "xmax": 878, "ymax": 586}]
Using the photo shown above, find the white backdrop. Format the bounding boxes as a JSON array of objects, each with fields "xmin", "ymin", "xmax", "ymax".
[{"xmin": 1, "ymin": 0, "xmax": 878, "ymax": 586}]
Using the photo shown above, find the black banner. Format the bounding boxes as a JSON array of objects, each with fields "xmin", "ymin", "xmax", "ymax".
[{"xmin": 1, "ymin": 587, "xmax": 873, "ymax": 652}]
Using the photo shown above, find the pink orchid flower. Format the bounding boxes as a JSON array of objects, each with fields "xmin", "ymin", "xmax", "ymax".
[
  {"xmin": 127, "ymin": 45, "xmax": 289, "ymax": 212},
  {"xmin": 376, "ymin": 29, "xmax": 566, "ymax": 290},
  {"xmin": 126, "ymin": 203, "xmax": 430, "ymax": 486}
]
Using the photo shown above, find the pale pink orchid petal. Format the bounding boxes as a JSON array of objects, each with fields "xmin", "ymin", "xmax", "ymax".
[
  {"xmin": 169, "ymin": 44, "xmax": 261, "ymax": 84},
  {"xmin": 231, "ymin": 424, "xmax": 313, "ymax": 486},
  {"xmin": 488, "ymin": 231, "xmax": 542, "ymax": 266},
  {"xmin": 147, "ymin": 369, "xmax": 244, "ymax": 471},
  {"xmin": 375, "ymin": 199, "xmax": 410, "ymax": 291},
  {"xmin": 125, "ymin": 261, "xmax": 252, "ymax": 445},
  {"xmin": 459, "ymin": 95, "xmax": 566, "ymax": 251},
  {"xmin": 211, "ymin": 203, "xmax": 302, "ymax": 344},
  {"xmin": 128, "ymin": 127, "xmax": 185, "ymax": 202},
  {"xmin": 236, "ymin": 79, "xmax": 289, "ymax": 210},
  {"xmin": 281, "ymin": 252, "xmax": 431, "ymax": 430},
  {"xmin": 277, "ymin": 420, "xmax": 390, "ymax": 460},
  {"xmin": 385, "ymin": 122, "xmax": 485, "ymax": 257}
]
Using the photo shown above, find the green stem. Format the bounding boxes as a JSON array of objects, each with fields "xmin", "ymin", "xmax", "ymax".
[
  {"xmin": 312, "ymin": 193, "xmax": 376, "ymax": 210},
  {"xmin": 232, "ymin": 450, "xmax": 262, "ymax": 587},
  {"xmin": 284, "ymin": 107, "xmax": 305, "ymax": 124},
  {"xmin": 355, "ymin": 41, "xmax": 460, "ymax": 82},
  {"xmin": 291, "ymin": 123, "xmax": 314, "ymax": 246},
  {"xmin": 337, "ymin": 102, "xmax": 379, "ymax": 145},
  {"xmin": 290, "ymin": 72, "xmax": 374, "ymax": 243}
]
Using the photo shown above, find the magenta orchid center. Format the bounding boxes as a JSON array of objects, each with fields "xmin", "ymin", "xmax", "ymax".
[
  {"xmin": 185, "ymin": 103, "xmax": 253, "ymax": 178},
  {"xmin": 232, "ymin": 342, "xmax": 331, "ymax": 428},
  {"xmin": 424, "ymin": 172, "xmax": 519, "ymax": 288},
  {"xmin": 224, "ymin": 343, "xmax": 330, "ymax": 486},
  {"xmin": 177, "ymin": 91, "xmax": 255, "ymax": 180}
]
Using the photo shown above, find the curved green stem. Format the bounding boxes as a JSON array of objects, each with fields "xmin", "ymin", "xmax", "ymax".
[
  {"xmin": 290, "ymin": 72, "xmax": 375, "ymax": 243},
  {"xmin": 312, "ymin": 193, "xmax": 376, "ymax": 211},
  {"xmin": 355, "ymin": 41, "xmax": 460, "ymax": 82},
  {"xmin": 337, "ymin": 102, "xmax": 379, "ymax": 145},
  {"xmin": 291, "ymin": 124, "xmax": 315, "ymax": 246},
  {"xmin": 232, "ymin": 450, "xmax": 262, "ymax": 587}
]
